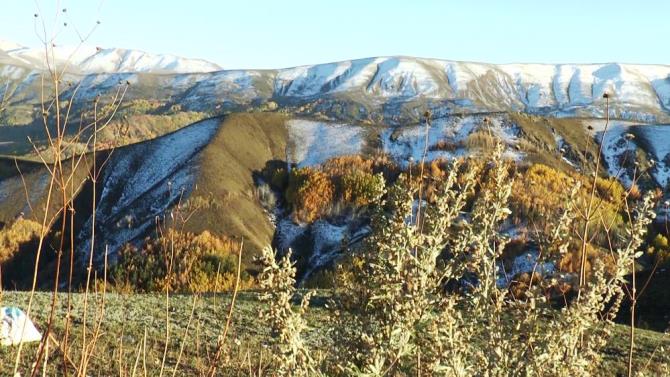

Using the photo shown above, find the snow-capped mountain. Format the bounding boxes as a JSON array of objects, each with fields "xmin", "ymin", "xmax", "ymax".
[
  {"xmin": 2, "ymin": 39, "xmax": 670, "ymax": 123},
  {"xmin": 273, "ymin": 57, "xmax": 670, "ymax": 119},
  {"xmin": 0, "ymin": 39, "xmax": 221, "ymax": 74}
]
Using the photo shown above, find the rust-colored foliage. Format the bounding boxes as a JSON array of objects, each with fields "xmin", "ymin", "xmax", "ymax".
[
  {"xmin": 429, "ymin": 139, "xmax": 459, "ymax": 152},
  {"xmin": 282, "ymin": 155, "xmax": 392, "ymax": 222},
  {"xmin": 111, "ymin": 229, "xmax": 252, "ymax": 293},
  {"xmin": 286, "ymin": 167, "xmax": 335, "ymax": 223}
]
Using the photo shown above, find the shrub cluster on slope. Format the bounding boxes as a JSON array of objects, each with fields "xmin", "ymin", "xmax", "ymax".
[
  {"xmin": 110, "ymin": 229, "xmax": 252, "ymax": 293},
  {"xmin": 264, "ymin": 155, "xmax": 391, "ymax": 223},
  {"xmin": 0, "ymin": 218, "xmax": 44, "ymax": 288}
]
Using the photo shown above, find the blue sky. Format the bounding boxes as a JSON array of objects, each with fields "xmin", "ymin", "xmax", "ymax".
[{"xmin": 0, "ymin": 0, "xmax": 667, "ymax": 69}]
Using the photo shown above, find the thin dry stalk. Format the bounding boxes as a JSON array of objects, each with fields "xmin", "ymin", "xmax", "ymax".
[
  {"xmin": 207, "ymin": 241, "xmax": 244, "ymax": 377},
  {"xmin": 414, "ymin": 111, "xmax": 431, "ymax": 229},
  {"xmin": 11, "ymin": 8, "xmax": 126, "ymax": 375},
  {"xmin": 578, "ymin": 95, "xmax": 610, "ymax": 293},
  {"xmin": 130, "ymin": 328, "xmax": 147, "ymax": 377}
]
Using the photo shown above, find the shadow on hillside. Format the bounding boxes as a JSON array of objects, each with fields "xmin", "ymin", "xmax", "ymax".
[
  {"xmin": 1, "ymin": 231, "xmax": 43, "ymax": 290},
  {"xmin": 617, "ymin": 269, "xmax": 670, "ymax": 332}
]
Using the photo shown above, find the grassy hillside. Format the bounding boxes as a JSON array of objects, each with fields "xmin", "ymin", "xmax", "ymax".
[
  {"xmin": 185, "ymin": 113, "xmax": 288, "ymax": 265},
  {"xmin": 509, "ymin": 113, "xmax": 600, "ymax": 172},
  {"xmin": 0, "ymin": 156, "xmax": 90, "ymax": 226},
  {"xmin": 0, "ymin": 111, "xmax": 210, "ymax": 160},
  {"xmin": 0, "ymin": 113, "xmax": 289, "ymax": 287}
]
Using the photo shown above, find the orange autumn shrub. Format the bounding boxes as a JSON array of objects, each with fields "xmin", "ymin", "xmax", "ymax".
[
  {"xmin": 286, "ymin": 167, "xmax": 335, "ymax": 222},
  {"xmin": 111, "ymin": 229, "xmax": 252, "ymax": 293}
]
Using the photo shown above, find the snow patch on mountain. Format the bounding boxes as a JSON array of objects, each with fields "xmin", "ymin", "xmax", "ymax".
[
  {"xmin": 589, "ymin": 120, "xmax": 638, "ymax": 187},
  {"xmin": 589, "ymin": 119, "xmax": 670, "ymax": 189},
  {"xmin": 444, "ymin": 61, "xmax": 494, "ymax": 93},
  {"xmin": 367, "ymin": 58, "xmax": 445, "ymax": 98},
  {"xmin": 382, "ymin": 114, "xmax": 521, "ymax": 164},
  {"xmin": 274, "ymin": 58, "xmax": 670, "ymax": 118},
  {"xmin": 285, "ymin": 115, "xmax": 526, "ymax": 172},
  {"xmin": 76, "ymin": 118, "xmax": 221, "ymax": 263},
  {"xmin": 179, "ymin": 70, "xmax": 263, "ymax": 108},
  {"xmin": 496, "ymin": 250, "xmax": 556, "ymax": 288},
  {"xmin": 0, "ymin": 41, "xmax": 221, "ymax": 74},
  {"xmin": 275, "ymin": 61, "xmax": 357, "ymax": 97},
  {"xmin": 383, "ymin": 117, "xmax": 475, "ymax": 163},
  {"xmin": 107, "ymin": 119, "xmax": 219, "ymax": 214},
  {"xmin": 3, "ymin": 38, "xmax": 670, "ymax": 121},
  {"xmin": 286, "ymin": 119, "xmax": 365, "ymax": 166},
  {"xmin": 299, "ymin": 220, "xmax": 348, "ymax": 282},
  {"xmin": 78, "ymin": 48, "xmax": 221, "ymax": 73},
  {"xmin": 500, "ymin": 64, "xmax": 558, "ymax": 109}
]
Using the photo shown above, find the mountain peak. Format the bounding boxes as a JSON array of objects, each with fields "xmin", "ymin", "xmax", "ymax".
[
  {"xmin": 0, "ymin": 39, "xmax": 222, "ymax": 74},
  {"xmin": 0, "ymin": 39, "xmax": 25, "ymax": 52}
]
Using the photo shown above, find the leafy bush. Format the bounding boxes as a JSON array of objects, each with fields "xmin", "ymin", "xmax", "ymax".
[
  {"xmin": 256, "ymin": 247, "xmax": 319, "ymax": 375},
  {"xmin": 110, "ymin": 229, "xmax": 252, "ymax": 293},
  {"xmin": 261, "ymin": 155, "xmax": 398, "ymax": 222},
  {"xmin": 286, "ymin": 167, "xmax": 335, "ymax": 222},
  {"xmin": 300, "ymin": 144, "xmax": 655, "ymax": 375},
  {"xmin": 0, "ymin": 218, "xmax": 43, "ymax": 287},
  {"xmin": 646, "ymin": 233, "xmax": 670, "ymax": 265},
  {"xmin": 429, "ymin": 139, "xmax": 459, "ymax": 152},
  {"xmin": 340, "ymin": 171, "xmax": 385, "ymax": 207},
  {"xmin": 117, "ymin": 99, "xmax": 163, "ymax": 115},
  {"xmin": 464, "ymin": 129, "xmax": 498, "ymax": 149},
  {"xmin": 321, "ymin": 155, "xmax": 374, "ymax": 177},
  {"xmin": 511, "ymin": 163, "xmax": 627, "ymax": 245}
]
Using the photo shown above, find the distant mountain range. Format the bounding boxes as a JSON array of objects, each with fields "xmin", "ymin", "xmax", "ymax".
[{"xmin": 2, "ymin": 40, "xmax": 670, "ymax": 124}]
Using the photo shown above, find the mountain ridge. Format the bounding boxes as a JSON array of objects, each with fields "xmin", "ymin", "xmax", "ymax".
[
  {"xmin": 0, "ymin": 39, "xmax": 222, "ymax": 74},
  {"xmin": 2, "ymin": 39, "xmax": 670, "ymax": 130}
]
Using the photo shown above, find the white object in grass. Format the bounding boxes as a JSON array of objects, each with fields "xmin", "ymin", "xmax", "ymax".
[{"xmin": 0, "ymin": 307, "xmax": 42, "ymax": 346}]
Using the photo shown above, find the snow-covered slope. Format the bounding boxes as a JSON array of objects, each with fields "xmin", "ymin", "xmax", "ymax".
[
  {"xmin": 285, "ymin": 115, "xmax": 523, "ymax": 170},
  {"xmin": 76, "ymin": 118, "xmax": 221, "ymax": 264},
  {"xmin": 286, "ymin": 120, "xmax": 366, "ymax": 167},
  {"xmin": 0, "ymin": 40, "xmax": 221, "ymax": 74},
  {"xmin": 274, "ymin": 57, "xmax": 670, "ymax": 120},
  {"xmin": 636, "ymin": 125, "xmax": 670, "ymax": 188},
  {"xmin": 587, "ymin": 119, "xmax": 670, "ymax": 189},
  {"xmin": 0, "ymin": 39, "xmax": 24, "ymax": 52}
]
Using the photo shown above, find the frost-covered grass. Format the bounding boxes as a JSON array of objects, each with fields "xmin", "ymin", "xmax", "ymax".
[
  {"xmin": 0, "ymin": 290, "xmax": 667, "ymax": 376},
  {"xmin": 0, "ymin": 291, "xmax": 328, "ymax": 375}
]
